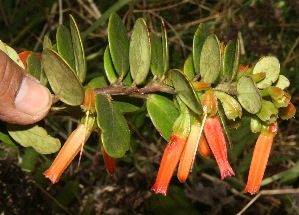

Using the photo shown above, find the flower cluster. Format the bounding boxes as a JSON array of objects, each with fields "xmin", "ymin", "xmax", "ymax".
[{"xmin": 151, "ymin": 61, "xmax": 296, "ymax": 196}]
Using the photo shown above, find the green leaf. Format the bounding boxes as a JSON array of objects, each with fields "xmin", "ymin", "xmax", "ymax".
[
  {"xmin": 172, "ymin": 99, "xmax": 191, "ymax": 138},
  {"xmin": 223, "ymin": 40, "xmax": 239, "ymax": 81},
  {"xmin": 237, "ymin": 76, "xmax": 262, "ymax": 114},
  {"xmin": 146, "ymin": 94, "xmax": 179, "ymax": 141},
  {"xmin": 104, "ymin": 46, "xmax": 118, "ymax": 84},
  {"xmin": 0, "ymin": 40, "xmax": 25, "ymax": 69},
  {"xmin": 252, "ymin": 56, "xmax": 280, "ymax": 89},
  {"xmin": 150, "ymin": 32, "xmax": 164, "ymax": 78},
  {"xmin": 112, "ymin": 96, "xmax": 142, "ymax": 113},
  {"xmin": 19, "ymin": 148, "xmax": 39, "ymax": 171},
  {"xmin": 193, "ymin": 23, "xmax": 209, "ymax": 74},
  {"xmin": 233, "ymin": 39, "xmax": 240, "ymax": 81},
  {"xmin": 42, "ymin": 49, "xmax": 84, "ymax": 106},
  {"xmin": 86, "ymin": 76, "xmax": 108, "ymax": 89},
  {"xmin": 275, "ymin": 75, "xmax": 290, "ymax": 90},
  {"xmin": 161, "ymin": 19, "xmax": 169, "ymax": 74},
  {"xmin": 43, "ymin": 35, "xmax": 52, "ymax": 50},
  {"xmin": 7, "ymin": 124, "xmax": 61, "ymax": 154},
  {"xmin": 129, "ymin": 18, "xmax": 151, "ymax": 85},
  {"xmin": 70, "ymin": 15, "xmax": 87, "ymax": 83},
  {"xmin": 0, "ymin": 130, "xmax": 14, "ymax": 145},
  {"xmin": 183, "ymin": 55, "xmax": 195, "ymax": 80},
  {"xmin": 26, "ymin": 52, "xmax": 41, "ymax": 80},
  {"xmin": 108, "ymin": 12, "xmax": 129, "ymax": 77},
  {"xmin": 171, "ymin": 69, "xmax": 202, "ymax": 114},
  {"xmin": 200, "ymin": 34, "xmax": 221, "ymax": 83},
  {"xmin": 96, "ymin": 94, "xmax": 130, "ymax": 158},
  {"xmin": 56, "ymin": 24, "xmax": 76, "ymax": 71}
]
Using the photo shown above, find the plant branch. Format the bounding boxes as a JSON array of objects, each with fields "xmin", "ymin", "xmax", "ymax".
[{"xmin": 93, "ymin": 81, "xmax": 176, "ymax": 98}]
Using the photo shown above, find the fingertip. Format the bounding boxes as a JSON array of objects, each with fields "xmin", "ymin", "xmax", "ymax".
[{"xmin": 15, "ymin": 74, "xmax": 52, "ymax": 121}]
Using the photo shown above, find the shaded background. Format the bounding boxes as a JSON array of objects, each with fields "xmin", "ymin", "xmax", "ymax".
[{"xmin": 0, "ymin": 0, "xmax": 299, "ymax": 214}]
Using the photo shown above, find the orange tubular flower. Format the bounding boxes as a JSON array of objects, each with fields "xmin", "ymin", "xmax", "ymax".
[
  {"xmin": 197, "ymin": 134, "xmax": 211, "ymax": 157},
  {"xmin": 151, "ymin": 133, "xmax": 187, "ymax": 196},
  {"xmin": 244, "ymin": 123, "xmax": 278, "ymax": 195},
  {"xmin": 177, "ymin": 124, "xmax": 201, "ymax": 183},
  {"xmin": 204, "ymin": 115, "xmax": 235, "ymax": 180},
  {"xmin": 44, "ymin": 123, "xmax": 93, "ymax": 183}
]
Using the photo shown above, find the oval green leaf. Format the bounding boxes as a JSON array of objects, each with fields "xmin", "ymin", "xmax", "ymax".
[
  {"xmin": 96, "ymin": 94, "xmax": 130, "ymax": 158},
  {"xmin": 200, "ymin": 34, "xmax": 221, "ymax": 83},
  {"xmin": 112, "ymin": 96, "xmax": 142, "ymax": 113},
  {"xmin": 43, "ymin": 35, "xmax": 52, "ymax": 50},
  {"xmin": 57, "ymin": 24, "xmax": 76, "ymax": 71},
  {"xmin": 237, "ymin": 76, "xmax": 262, "ymax": 114},
  {"xmin": 171, "ymin": 69, "xmax": 202, "ymax": 114},
  {"xmin": 7, "ymin": 124, "xmax": 61, "ymax": 154},
  {"xmin": 104, "ymin": 46, "xmax": 118, "ymax": 84},
  {"xmin": 150, "ymin": 32, "xmax": 164, "ymax": 78},
  {"xmin": 183, "ymin": 55, "xmax": 195, "ymax": 80},
  {"xmin": 0, "ymin": 40, "xmax": 25, "ymax": 69},
  {"xmin": 161, "ymin": 19, "xmax": 169, "ymax": 74},
  {"xmin": 193, "ymin": 23, "xmax": 209, "ymax": 74},
  {"xmin": 129, "ymin": 18, "xmax": 151, "ymax": 85},
  {"xmin": 147, "ymin": 94, "xmax": 179, "ymax": 141},
  {"xmin": 252, "ymin": 56, "xmax": 280, "ymax": 89},
  {"xmin": 26, "ymin": 52, "xmax": 42, "ymax": 80},
  {"xmin": 70, "ymin": 15, "xmax": 87, "ymax": 83},
  {"xmin": 223, "ymin": 40, "xmax": 238, "ymax": 81},
  {"xmin": 108, "ymin": 12, "xmax": 129, "ymax": 77},
  {"xmin": 42, "ymin": 49, "xmax": 84, "ymax": 106}
]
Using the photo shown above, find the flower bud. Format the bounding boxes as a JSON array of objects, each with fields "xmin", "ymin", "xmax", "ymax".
[
  {"xmin": 256, "ymin": 100, "xmax": 278, "ymax": 124},
  {"xmin": 279, "ymin": 102, "xmax": 296, "ymax": 120},
  {"xmin": 250, "ymin": 116, "xmax": 262, "ymax": 133},
  {"xmin": 201, "ymin": 90, "xmax": 218, "ymax": 116},
  {"xmin": 192, "ymin": 81, "xmax": 211, "ymax": 91},
  {"xmin": 216, "ymin": 91, "xmax": 242, "ymax": 121}
]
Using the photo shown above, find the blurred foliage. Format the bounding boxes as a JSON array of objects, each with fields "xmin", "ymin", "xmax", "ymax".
[{"xmin": 0, "ymin": 0, "xmax": 299, "ymax": 214}]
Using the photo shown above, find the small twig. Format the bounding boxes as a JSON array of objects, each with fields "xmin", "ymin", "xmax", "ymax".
[
  {"xmin": 237, "ymin": 188, "xmax": 299, "ymax": 215},
  {"xmin": 58, "ymin": 0, "xmax": 63, "ymax": 25}
]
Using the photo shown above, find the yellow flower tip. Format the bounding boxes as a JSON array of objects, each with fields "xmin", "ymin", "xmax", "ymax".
[{"xmin": 43, "ymin": 169, "xmax": 60, "ymax": 184}]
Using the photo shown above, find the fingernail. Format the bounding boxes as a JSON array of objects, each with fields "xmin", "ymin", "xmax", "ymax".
[{"xmin": 15, "ymin": 75, "xmax": 51, "ymax": 116}]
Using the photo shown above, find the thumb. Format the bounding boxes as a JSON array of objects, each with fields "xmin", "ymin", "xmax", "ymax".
[{"xmin": 0, "ymin": 50, "xmax": 52, "ymax": 124}]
